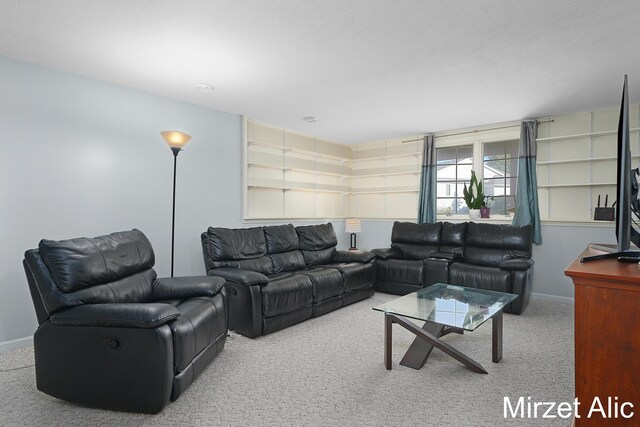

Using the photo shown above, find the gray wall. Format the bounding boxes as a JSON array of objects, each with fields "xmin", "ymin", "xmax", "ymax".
[{"xmin": 0, "ymin": 55, "xmax": 244, "ymax": 345}]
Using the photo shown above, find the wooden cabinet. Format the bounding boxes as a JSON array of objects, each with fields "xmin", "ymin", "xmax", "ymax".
[{"xmin": 564, "ymin": 247, "xmax": 640, "ymax": 426}]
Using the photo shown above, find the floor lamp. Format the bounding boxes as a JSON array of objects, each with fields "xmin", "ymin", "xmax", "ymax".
[{"xmin": 161, "ymin": 130, "xmax": 192, "ymax": 277}]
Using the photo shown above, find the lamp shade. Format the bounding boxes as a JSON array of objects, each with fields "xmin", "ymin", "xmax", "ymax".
[
  {"xmin": 345, "ymin": 218, "xmax": 362, "ymax": 233},
  {"xmin": 161, "ymin": 130, "xmax": 191, "ymax": 149}
]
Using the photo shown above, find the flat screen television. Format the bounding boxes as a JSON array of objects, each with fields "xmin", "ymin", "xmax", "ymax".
[{"xmin": 582, "ymin": 75, "xmax": 640, "ymax": 262}]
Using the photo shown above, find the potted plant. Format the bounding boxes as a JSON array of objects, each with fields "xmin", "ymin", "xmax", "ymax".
[
  {"xmin": 463, "ymin": 170, "xmax": 484, "ymax": 219},
  {"xmin": 481, "ymin": 195, "xmax": 494, "ymax": 218}
]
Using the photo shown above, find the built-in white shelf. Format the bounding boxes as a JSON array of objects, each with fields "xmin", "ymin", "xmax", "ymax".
[
  {"xmin": 537, "ymin": 182, "xmax": 615, "ymax": 189},
  {"xmin": 248, "ymin": 184, "xmax": 349, "ymax": 195},
  {"xmin": 537, "ymin": 154, "xmax": 640, "ymax": 166},
  {"xmin": 245, "ymin": 120, "xmax": 353, "ymax": 219},
  {"xmin": 351, "ymin": 188, "xmax": 419, "ymax": 195},
  {"xmin": 248, "ymin": 162, "xmax": 350, "ymax": 178},
  {"xmin": 536, "ymin": 127, "xmax": 640, "ymax": 142},
  {"xmin": 248, "ymin": 139, "xmax": 351, "ymax": 162},
  {"xmin": 349, "ymin": 170, "xmax": 421, "ymax": 179},
  {"xmin": 351, "ymin": 151, "xmax": 421, "ymax": 163}
]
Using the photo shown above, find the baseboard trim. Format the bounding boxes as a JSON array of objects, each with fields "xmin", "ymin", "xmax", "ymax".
[
  {"xmin": 0, "ymin": 336, "xmax": 33, "ymax": 352},
  {"xmin": 530, "ymin": 291, "xmax": 574, "ymax": 304}
]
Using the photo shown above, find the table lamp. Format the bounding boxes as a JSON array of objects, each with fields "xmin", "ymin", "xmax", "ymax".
[{"xmin": 345, "ymin": 219, "xmax": 362, "ymax": 251}]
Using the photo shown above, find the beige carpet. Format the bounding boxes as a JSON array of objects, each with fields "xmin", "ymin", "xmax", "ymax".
[{"xmin": 0, "ymin": 293, "xmax": 574, "ymax": 426}]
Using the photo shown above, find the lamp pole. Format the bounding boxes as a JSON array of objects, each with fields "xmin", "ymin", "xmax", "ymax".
[
  {"xmin": 170, "ymin": 147, "xmax": 180, "ymax": 277},
  {"xmin": 161, "ymin": 130, "xmax": 192, "ymax": 277}
]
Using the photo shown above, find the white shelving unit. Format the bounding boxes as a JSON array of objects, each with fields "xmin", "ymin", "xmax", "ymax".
[
  {"xmin": 536, "ymin": 106, "xmax": 640, "ymax": 222},
  {"xmin": 244, "ymin": 120, "xmax": 352, "ymax": 220},
  {"xmin": 243, "ymin": 120, "xmax": 425, "ymax": 220},
  {"xmin": 349, "ymin": 137, "xmax": 423, "ymax": 219}
]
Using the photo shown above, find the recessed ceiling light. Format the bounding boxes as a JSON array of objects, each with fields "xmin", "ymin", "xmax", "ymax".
[
  {"xmin": 303, "ymin": 116, "xmax": 317, "ymax": 123},
  {"xmin": 195, "ymin": 83, "xmax": 215, "ymax": 92}
]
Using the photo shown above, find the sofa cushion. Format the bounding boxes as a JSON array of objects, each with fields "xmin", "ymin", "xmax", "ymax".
[
  {"xmin": 208, "ymin": 256, "xmax": 274, "ymax": 276},
  {"xmin": 296, "ymin": 223, "xmax": 337, "ymax": 251},
  {"xmin": 301, "ymin": 247, "xmax": 336, "ymax": 266},
  {"xmin": 330, "ymin": 262, "xmax": 376, "ymax": 292},
  {"xmin": 45, "ymin": 268, "xmax": 157, "ymax": 313},
  {"xmin": 448, "ymin": 263, "xmax": 511, "ymax": 293},
  {"xmin": 264, "ymin": 224, "xmax": 299, "ymax": 254},
  {"xmin": 262, "ymin": 273, "xmax": 313, "ymax": 317},
  {"xmin": 376, "ymin": 259, "xmax": 424, "ymax": 285},
  {"xmin": 269, "ymin": 250, "xmax": 306, "ymax": 273},
  {"xmin": 205, "ymin": 227, "xmax": 267, "ymax": 261},
  {"xmin": 464, "ymin": 223, "xmax": 532, "ymax": 267},
  {"xmin": 391, "ymin": 243, "xmax": 439, "ymax": 260},
  {"xmin": 391, "ymin": 221, "xmax": 442, "ymax": 245},
  {"xmin": 38, "ymin": 229, "xmax": 155, "ymax": 293},
  {"xmin": 299, "ymin": 267, "xmax": 344, "ymax": 302},
  {"xmin": 439, "ymin": 222, "xmax": 467, "ymax": 255},
  {"xmin": 332, "ymin": 250, "xmax": 375, "ymax": 263}
]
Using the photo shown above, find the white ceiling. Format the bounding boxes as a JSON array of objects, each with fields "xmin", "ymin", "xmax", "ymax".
[{"xmin": 1, "ymin": 0, "xmax": 639, "ymax": 143}]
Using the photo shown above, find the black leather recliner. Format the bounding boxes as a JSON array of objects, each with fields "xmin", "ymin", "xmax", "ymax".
[
  {"xmin": 373, "ymin": 221, "xmax": 533, "ymax": 314},
  {"xmin": 22, "ymin": 229, "xmax": 228, "ymax": 414},
  {"xmin": 201, "ymin": 223, "xmax": 376, "ymax": 338}
]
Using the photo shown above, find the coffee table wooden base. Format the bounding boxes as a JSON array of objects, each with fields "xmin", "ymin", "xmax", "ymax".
[{"xmin": 384, "ymin": 311, "xmax": 504, "ymax": 374}]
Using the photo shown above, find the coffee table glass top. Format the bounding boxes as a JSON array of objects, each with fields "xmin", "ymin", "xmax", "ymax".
[{"xmin": 373, "ymin": 284, "xmax": 517, "ymax": 331}]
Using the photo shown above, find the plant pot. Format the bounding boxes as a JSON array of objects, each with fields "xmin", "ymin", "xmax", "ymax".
[
  {"xmin": 480, "ymin": 207, "xmax": 490, "ymax": 218},
  {"xmin": 469, "ymin": 209, "xmax": 481, "ymax": 219}
]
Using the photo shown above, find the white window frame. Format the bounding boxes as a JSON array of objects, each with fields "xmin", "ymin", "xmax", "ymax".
[
  {"xmin": 434, "ymin": 124, "xmax": 520, "ymax": 221},
  {"xmin": 481, "ymin": 139, "xmax": 520, "ymax": 215},
  {"xmin": 435, "ymin": 144, "xmax": 474, "ymax": 215}
]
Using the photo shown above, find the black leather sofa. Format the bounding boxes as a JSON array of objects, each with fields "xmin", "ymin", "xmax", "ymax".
[
  {"xmin": 373, "ymin": 221, "xmax": 533, "ymax": 314},
  {"xmin": 201, "ymin": 223, "xmax": 375, "ymax": 338},
  {"xmin": 22, "ymin": 229, "xmax": 228, "ymax": 414}
]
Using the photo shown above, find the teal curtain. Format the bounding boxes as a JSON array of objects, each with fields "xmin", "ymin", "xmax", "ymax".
[
  {"xmin": 418, "ymin": 134, "xmax": 436, "ymax": 224},
  {"xmin": 513, "ymin": 120, "xmax": 542, "ymax": 244}
]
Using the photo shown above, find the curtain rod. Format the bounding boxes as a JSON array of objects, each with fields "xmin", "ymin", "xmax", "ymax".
[{"xmin": 401, "ymin": 119, "xmax": 555, "ymax": 143}]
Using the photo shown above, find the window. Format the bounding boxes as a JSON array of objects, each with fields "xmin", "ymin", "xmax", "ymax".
[
  {"xmin": 436, "ymin": 145, "xmax": 473, "ymax": 214},
  {"xmin": 483, "ymin": 140, "xmax": 519, "ymax": 214}
]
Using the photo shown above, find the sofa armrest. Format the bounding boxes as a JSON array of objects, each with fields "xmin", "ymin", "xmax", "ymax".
[
  {"xmin": 500, "ymin": 258, "xmax": 534, "ymax": 271},
  {"xmin": 152, "ymin": 276, "xmax": 225, "ymax": 300},
  {"xmin": 332, "ymin": 250, "xmax": 375, "ymax": 263},
  {"xmin": 429, "ymin": 252, "xmax": 463, "ymax": 261},
  {"xmin": 371, "ymin": 247, "xmax": 402, "ymax": 260},
  {"xmin": 50, "ymin": 303, "xmax": 180, "ymax": 329},
  {"xmin": 207, "ymin": 267, "xmax": 269, "ymax": 286}
]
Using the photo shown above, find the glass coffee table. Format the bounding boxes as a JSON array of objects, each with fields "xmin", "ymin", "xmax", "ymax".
[{"xmin": 373, "ymin": 283, "xmax": 517, "ymax": 374}]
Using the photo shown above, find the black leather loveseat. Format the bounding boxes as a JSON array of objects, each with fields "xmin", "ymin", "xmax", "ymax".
[
  {"xmin": 372, "ymin": 221, "xmax": 533, "ymax": 314},
  {"xmin": 23, "ymin": 229, "xmax": 228, "ymax": 413},
  {"xmin": 201, "ymin": 223, "xmax": 375, "ymax": 338}
]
